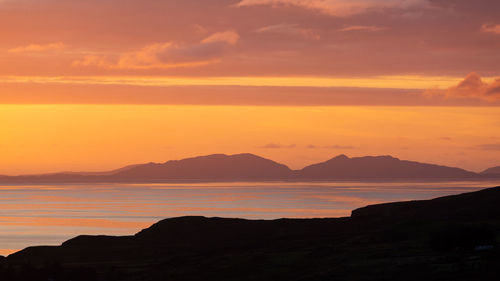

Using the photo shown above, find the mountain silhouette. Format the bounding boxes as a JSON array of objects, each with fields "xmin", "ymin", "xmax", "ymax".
[
  {"xmin": 4, "ymin": 186, "xmax": 500, "ymax": 281},
  {"xmin": 108, "ymin": 153, "xmax": 292, "ymax": 181},
  {"xmin": 0, "ymin": 153, "xmax": 491, "ymax": 183},
  {"xmin": 297, "ymin": 154, "xmax": 478, "ymax": 179},
  {"xmin": 482, "ymin": 166, "xmax": 500, "ymax": 176}
]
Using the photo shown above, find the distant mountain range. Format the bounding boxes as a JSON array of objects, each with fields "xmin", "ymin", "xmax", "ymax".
[
  {"xmin": 0, "ymin": 153, "xmax": 498, "ymax": 183},
  {"xmin": 481, "ymin": 166, "xmax": 500, "ymax": 176}
]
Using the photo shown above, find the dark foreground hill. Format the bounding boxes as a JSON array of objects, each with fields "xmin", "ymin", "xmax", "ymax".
[
  {"xmin": 2, "ymin": 186, "xmax": 500, "ymax": 281},
  {"xmin": 0, "ymin": 153, "xmax": 489, "ymax": 183}
]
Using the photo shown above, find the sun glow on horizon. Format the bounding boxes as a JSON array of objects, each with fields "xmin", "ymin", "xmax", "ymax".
[
  {"xmin": 1, "ymin": 104, "xmax": 499, "ymax": 175},
  {"xmin": 1, "ymin": 75, "xmax": 497, "ymax": 90}
]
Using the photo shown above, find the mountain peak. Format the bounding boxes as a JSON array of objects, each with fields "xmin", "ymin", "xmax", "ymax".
[
  {"xmin": 0, "ymin": 153, "xmax": 485, "ymax": 183},
  {"xmin": 113, "ymin": 153, "xmax": 292, "ymax": 181},
  {"xmin": 332, "ymin": 154, "xmax": 349, "ymax": 160},
  {"xmin": 164, "ymin": 153, "xmax": 265, "ymax": 164},
  {"xmin": 299, "ymin": 154, "xmax": 477, "ymax": 179}
]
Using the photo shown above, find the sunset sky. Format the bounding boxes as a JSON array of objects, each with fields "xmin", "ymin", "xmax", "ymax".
[{"xmin": 1, "ymin": 0, "xmax": 500, "ymax": 174}]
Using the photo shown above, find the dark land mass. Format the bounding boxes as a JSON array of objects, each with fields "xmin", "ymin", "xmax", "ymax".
[
  {"xmin": 2, "ymin": 186, "xmax": 500, "ymax": 281},
  {"xmin": 297, "ymin": 154, "xmax": 478, "ymax": 179},
  {"xmin": 0, "ymin": 153, "xmax": 494, "ymax": 183},
  {"xmin": 482, "ymin": 166, "xmax": 500, "ymax": 177}
]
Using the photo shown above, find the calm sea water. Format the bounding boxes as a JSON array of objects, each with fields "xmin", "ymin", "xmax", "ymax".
[{"xmin": 1, "ymin": 180, "xmax": 499, "ymax": 256}]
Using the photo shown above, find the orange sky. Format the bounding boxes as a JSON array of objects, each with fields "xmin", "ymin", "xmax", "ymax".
[
  {"xmin": 1, "ymin": 105, "xmax": 499, "ymax": 174},
  {"xmin": 0, "ymin": 0, "xmax": 499, "ymax": 174}
]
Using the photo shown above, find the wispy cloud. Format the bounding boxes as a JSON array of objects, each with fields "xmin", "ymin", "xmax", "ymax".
[
  {"xmin": 256, "ymin": 23, "xmax": 320, "ymax": 39},
  {"xmin": 257, "ymin": 143, "xmax": 296, "ymax": 149},
  {"xmin": 481, "ymin": 23, "xmax": 500, "ymax": 34},
  {"xmin": 325, "ymin": 144, "xmax": 357, "ymax": 149},
  {"xmin": 236, "ymin": 0, "xmax": 429, "ymax": 17},
  {"xmin": 0, "ymin": 75, "xmax": 486, "ymax": 90},
  {"xmin": 201, "ymin": 31, "xmax": 239, "ymax": 45},
  {"xmin": 475, "ymin": 143, "xmax": 500, "ymax": 151},
  {"xmin": 73, "ymin": 31, "xmax": 238, "ymax": 70},
  {"xmin": 8, "ymin": 42, "xmax": 65, "ymax": 53},
  {"xmin": 338, "ymin": 25, "xmax": 383, "ymax": 32},
  {"xmin": 424, "ymin": 73, "xmax": 500, "ymax": 102},
  {"xmin": 306, "ymin": 144, "xmax": 357, "ymax": 149}
]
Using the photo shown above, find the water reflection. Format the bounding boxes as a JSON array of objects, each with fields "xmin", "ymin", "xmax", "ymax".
[{"xmin": 1, "ymin": 181, "xmax": 499, "ymax": 255}]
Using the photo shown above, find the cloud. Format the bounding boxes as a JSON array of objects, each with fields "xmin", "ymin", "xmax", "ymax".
[
  {"xmin": 475, "ymin": 143, "xmax": 500, "ymax": 151},
  {"xmin": 236, "ymin": 0, "xmax": 429, "ymax": 17},
  {"xmin": 73, "ymin": 31, "xmax": 239, "ymax": 70},
  {"xmin": 255, "ymin": 23, "xmax": 320, "ymax": 39},
  {"xmin": 2, "ymin": 0, "xmax": 500, "ymax": 79},
  {"xmin": 338, "ymin": 25, "xmax": 383, "ymax": 32},
  {"xmin": 8, "ymin": 42, "xmax": 65, "ymax": 53},
  {"xmin": 201, "ymin": 31, "xmax": 239, "ymax": 45},
  {"xmin": 424, "ymin": 73, "xmax": 500, "ymax": 101},
  {"xmin": 257, "ymin": 143, "xmax": 296, "ymax": 149},
  {"xmin": 481, "ymin": 23, "xmax": 500, "ymax": 34},
  {"xmin": 325, "ymin": 144, "xmax": 357, "ymax": 149},
  {"xmin": 306, "ymin": 144, "xmax": 357, "ymax": 149}
]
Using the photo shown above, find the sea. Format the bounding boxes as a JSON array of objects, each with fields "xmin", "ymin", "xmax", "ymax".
[{"xmin": 1, "ymin": 180, "xmax": 499, "ymax": 256}]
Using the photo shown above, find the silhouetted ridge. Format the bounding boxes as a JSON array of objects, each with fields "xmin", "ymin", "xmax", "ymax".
[
  {"xmin": 352, "ymin": 186, "xmax": 500, "ymax": 221},
  {"xmin": 298, "ymin": 154, "xmax": 477, "ymax": 179},
  {"xmin": 111, "ymin": 153, "xmax": 293, "ymax": 180},
  {"xmin": 332, "ymin": 154, "xmax": 349, "ymax": 160},
  {"xmin": 0, "ymin": 153, "xmax": 491, "ymax": 183},
  {"xmin": 482, "ymin": 166, "xmax": 500, "ymax": 175},
  {"xmin": 134, "ymin": 216, "xmax": 268, "ymax": 247},
  {"xmin": 4, "ymin": 187, "xmax": 500, "ymax": 281}
]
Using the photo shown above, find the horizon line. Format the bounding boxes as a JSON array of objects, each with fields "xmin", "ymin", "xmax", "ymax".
[{"xmin": 0, "ymin": 152, "xmax": 493, "ymax": 177}]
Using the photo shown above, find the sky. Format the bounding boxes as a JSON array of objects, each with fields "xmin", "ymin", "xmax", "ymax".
[{"xmin": 1, "ymin": 0, "xmax": 500, "ymax": 174}]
